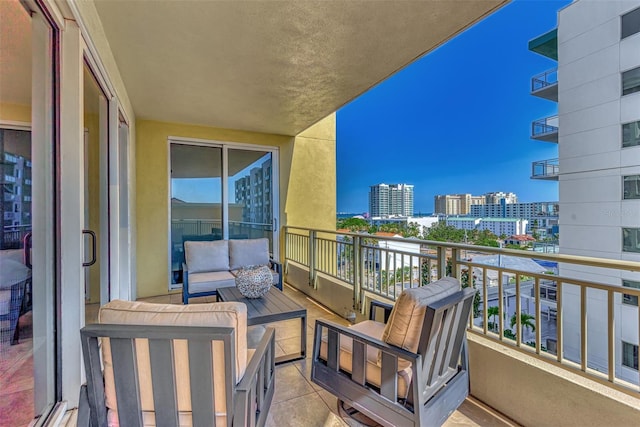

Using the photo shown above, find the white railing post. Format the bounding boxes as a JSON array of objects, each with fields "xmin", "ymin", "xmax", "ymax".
[
  {"xmin": 436, "ymin": 246, "xmax": 447, "ymax": 279},
  {"xmin": 353, "ymin": 235, "xmax": 362, "ymax": 311},
  {"xmin": 309, "ymin": 229, "xmax": 317, "ymax": 288},
  {"xmin": 451, "ymin": 248, "xmax": 459, "ymax": 279}
]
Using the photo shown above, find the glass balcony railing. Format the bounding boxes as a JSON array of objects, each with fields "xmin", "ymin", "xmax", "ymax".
[
  {"xmin": 284, "ymin": 226, "xmax": 640, "ymax": 394},
  {"xmin": 531, "ymin": 158, "xmax": 559, "ymax": 180},
  {"xmin": 531, "ymin": 116, "xmax": 559, "ymax": 142},
  {"xmin": 531, "ymin": 68, "xmax": 558, "ymax": 101}
]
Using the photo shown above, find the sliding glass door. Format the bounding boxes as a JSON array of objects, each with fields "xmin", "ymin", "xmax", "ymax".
[{"xmin": 169, "ymin": 141, "xmax": 278, "ymax": 287}]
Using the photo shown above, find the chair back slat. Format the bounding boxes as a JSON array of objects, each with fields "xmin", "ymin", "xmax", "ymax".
[
  {"xmin": 447, "ymin": 291, "xmax": 474, "ymax": 370},
  {"xmin": 429, "ymin": 303, "xmax": 457, "ymax": 385},
  {"xmin": 188, "ymin": 340, "xmax": 216, "ymax": 426},
  {"xmin": 110, "ymin": 338, "xmax": 144, "ymax": 427},
  {"xmin": 327, "ymin": 329, "xmax": 340, "ymax": 371},
  {"xmin": 351, "ymin": 339, "xmax": 367, "ymax": 385},
  {"xmin": 80, "ymin": 334, "xmax": 108, "ymax": 426},
  {"xmin": 379, "ymin": 351, "xmax": 398, "ymax": 401},
  {"xmin": 148, "ymin": 339, "xmax": 179, "ymax": 427}
]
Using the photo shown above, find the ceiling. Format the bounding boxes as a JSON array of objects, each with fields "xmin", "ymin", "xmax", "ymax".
[{"xmin": 92, "ymin": 0, "xmax": 508, "ymax": 136}]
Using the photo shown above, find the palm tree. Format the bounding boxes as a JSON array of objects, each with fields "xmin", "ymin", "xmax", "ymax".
[
  {"xmin": 510, "ymin": 313, "xmax": 536, "ymax": 340},
  {"xmin": 487, "ymin": 306, "xmax": 500, "ymax": 332}
]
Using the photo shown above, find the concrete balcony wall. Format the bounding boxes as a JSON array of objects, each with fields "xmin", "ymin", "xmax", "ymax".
[{"xmin": 468, "ymin": 333, "xmax": 640, "ymax": 427}]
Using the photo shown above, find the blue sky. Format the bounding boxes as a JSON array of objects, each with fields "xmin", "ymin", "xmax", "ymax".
[{"xmin": 336, "ymin": 0, "xmax": 571, "ymax": 214}]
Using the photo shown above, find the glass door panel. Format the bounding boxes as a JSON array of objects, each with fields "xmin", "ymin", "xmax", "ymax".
[
  {"xmin": 0, "ymin": 0, "xmax": 56, "ymax": 423},
  {"xmin": 228, "ymin": 149, "xmax": 274, "ymax": 251},
  {"xmin": 170, "ymin": 144, "xmax": 222, "ymax": 285},
  {"xmin": 83, "ymin": 64, "xmax": 109, "ymax": 324}
]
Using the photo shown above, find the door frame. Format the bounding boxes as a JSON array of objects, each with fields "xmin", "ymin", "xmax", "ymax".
[{"xmin": 167, "ymin": 136, "xmax": 280, "ymax": 290}]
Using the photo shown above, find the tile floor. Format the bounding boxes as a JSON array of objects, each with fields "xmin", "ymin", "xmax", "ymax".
[{"xmin": 66, "ymin": 284, "xmax": 520, "ymax": 426}]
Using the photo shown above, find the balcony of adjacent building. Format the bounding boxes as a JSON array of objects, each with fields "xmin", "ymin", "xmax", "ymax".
[
  {"xmin": 531, "ymin": 158, "xmax": 559, "ymax": 180},
  {"xmin": 531, "ymin": 115, "xmax": 559, "ymax": 142},
  {"xmin": 528, "ymin": 28, "xmax": 557, "ymax": 61},
  {"xmin": 531, "ymin": 67, "xmax": 558, "ymax": 101}
]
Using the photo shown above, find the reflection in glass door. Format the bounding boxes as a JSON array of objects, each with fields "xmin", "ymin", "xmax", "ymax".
[
  {"xmin": 169, "ymin": 142, "xmax": 278, "ymax": 287},
  {"xmin": 170, "ymin": 144, "xmax": 222, "ymax": 285},
  {"xmin": 228, "ymin": 149, "xmax": 274, "ymax": 249},
  {"xmin": 83, "ymin": 63, "xmax": 109, "ymax": 324},
  {"xmin": 0, "ymin": 0, "xmax": 57, "ymax": 424}
]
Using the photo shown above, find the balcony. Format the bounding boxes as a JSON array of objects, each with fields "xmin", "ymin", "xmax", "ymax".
[
  {"xmin": 531, "ymin": 68, "xmax": 558, "ymax": 101},
  {"xmin": 528, "ymin": 28, "xmax": 558, "ymax": 60},
  {"xmin": 281, "ymin": 227, "xmax": 640, "ymax": 425},
  {"xmin": 531, "ymin": 158, "xmax": 559, "ymax": 180},
  {"xmin": 531, "ymin": 115, "xmax": 558, "ymax": 142}
]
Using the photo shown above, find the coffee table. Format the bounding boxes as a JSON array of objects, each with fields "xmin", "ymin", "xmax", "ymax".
[{"xmin": 217, "ymin": 286, "xmax": 307, "ymax": 364}]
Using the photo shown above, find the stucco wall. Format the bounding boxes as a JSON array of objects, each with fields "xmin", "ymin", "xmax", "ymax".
[
  {"xmin": 0, "ymin": 103, "xmax": 31, "ymax": 122},
  {"xmin": 468, "ymin": 333, "xmax": 640, "ymax": 426},
  {"xmin": 135, "ymin": 114, "xmax": 336, "ymax": 298}
]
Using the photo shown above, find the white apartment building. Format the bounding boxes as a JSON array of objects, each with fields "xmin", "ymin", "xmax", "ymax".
[
  {"xmin": 470, "ymin": 201, "xmax": 559, "ymax": 233},
  {"xmin": 445, "ymin": 217, "xmax": 528, "ymax": 237},
  {"xmin": 484, "ymin": 191, "xmax": 518, "ymax": 204},
  {"xmin": 369, "ymin": 183, "xmax": 414, "ymax": 217},
  {"xmin": 531, "ymin": 0, "xmax": 640, "ymax": 382}
]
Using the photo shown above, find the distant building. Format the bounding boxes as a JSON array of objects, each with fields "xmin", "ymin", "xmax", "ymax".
[
  {"xmin": 505, "ymin": 234, "xmax": 536, "ymax": 247},
  {"xmin": 370, "ymin": 215, "xmax": 439, "ymax": 231},
  {"xmin": 470, "ymin": 201, "xmax": 558, "ymax": 234},
  {"xmin": 484, "ymin": 191, "xmax": 518, "ymax": 204},
  {"xmin": 369, "ymin": 183, "xmax": 414, "ymax": 217},
  {"xmin": 434, "ymin": 194, "xmax": 484, "ymax": 215},
  {"xmin": 446, "ymin": 217, "xmax": 528, "ymax": 237},
  {"xmin": 234, "ymin": 157, "xmax": 272, "ymax": 225}
]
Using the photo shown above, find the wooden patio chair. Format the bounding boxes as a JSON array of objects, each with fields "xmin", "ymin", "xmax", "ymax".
[
  {"xmin": 78, "ymin": 300, "xmax": 275, "ymax": 427},
  {"xmin": 311, "ymin": 277, "xmax": 475, "ymax": 427}
]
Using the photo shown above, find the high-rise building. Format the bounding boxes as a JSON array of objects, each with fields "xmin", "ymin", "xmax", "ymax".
[
  {"xmin": 369, "ymin": 183, "xmax": 414, "ymax": 217},
  {"xmin": 434, "ymin": 192, "xmax": 517, "ymax": 215},
  {"xmin": 234, "ymin": 157, "xmax": 272, "ymax": 225},
  {"xmin": 529, "ymin": 1, "xmax": 640, "ymax": 381},
  {"xmin": 484, "ymin": 191, "xmax": 518, "ymax": 204}
]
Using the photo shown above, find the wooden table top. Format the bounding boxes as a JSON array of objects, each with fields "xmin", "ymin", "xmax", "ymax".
[{"xmin": 217, "ymin": 287, "xmax": 306, "ymax": 326}]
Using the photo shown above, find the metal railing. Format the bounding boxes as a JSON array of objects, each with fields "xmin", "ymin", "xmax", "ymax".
[
  {"xmin": 1, "ymin": 224, "xmax": 31, "ymax": 250},
  {"xmin": 531, "ymin": 67, "xmax": 558, "ymax": 92},
  {"xmin": 284, "ymin": 226, "xmax": 640, "ymax": 394},
  {"xmin": 531, "ymin": 158, "xmax": 559, "ymax": 179},
  {"xmin": 532, "ymin": 115, "xmax": 559, "ymax": 138}
]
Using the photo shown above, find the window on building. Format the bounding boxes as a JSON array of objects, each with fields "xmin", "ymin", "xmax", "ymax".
[
  {"xmin": 622, "ymin": 342, "xmax": 639, "ymax": 370},
  {"xmin": 623, "ymin": 121, "xmax": 640, "ymax": 148},
  {"xmin": 623, "ymin": 279, "xmax": 640, "ymax": 306},
  {"xmin": 622, "ymin": 67, "xmax": 640, "ymax": 96},
  {"xmin": 623, "ymin": 175, "xmax": 640, "ymax": 199},
  {"xmin": 622, "ymin": 7, "xmax": 640, "ymax": 39},
  {"xmin": 623, "ymin": 228, "xmax": 640, "ymax": 252}
]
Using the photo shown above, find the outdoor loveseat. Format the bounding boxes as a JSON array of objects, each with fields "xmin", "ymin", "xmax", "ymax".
[
  {"xmin": 79, "ymin": 299, "xmax": 275, "ymax": 427},
  {"xmin": 182, "ymin": 238, "xmax": 282, "ymax": 304}
]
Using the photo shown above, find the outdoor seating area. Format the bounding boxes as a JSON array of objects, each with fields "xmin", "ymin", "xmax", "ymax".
[
  {"xmin": 182, "ymin": 238, "xmax": 283, "ymax": 304},
  {"xmin": 74, "ymin": 278, "xmax": 514, "ymax": 427}
]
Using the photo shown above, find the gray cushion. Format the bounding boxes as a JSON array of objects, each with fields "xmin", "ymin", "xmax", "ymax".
[
  {"xmin": 187, "ymin": 271, "xmax": 236, "ymax": 294},
  {"xmin": 228, "ymin": 238, "xmax": 269, "ymax": 270},
  {"xmin": 184, "ymin": 240, "xmax": 229, "ymax": 273}
]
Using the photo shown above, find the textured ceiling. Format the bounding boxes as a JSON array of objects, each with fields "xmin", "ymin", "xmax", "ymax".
[{"xmin": 93, "ymin": 0, "xmax": 508, "ymax": 136}]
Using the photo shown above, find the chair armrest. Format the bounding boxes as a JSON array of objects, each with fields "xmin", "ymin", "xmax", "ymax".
[
  {"xmin": 236, "ymin": 327, "xmax": 276, "ymax": 427},
  {"xmin": 182, "ymin": 262, "xmax": 189, "ymax": 273},
  {"xmin": 369, "ymin": 299, "xmax": 394, "ymax": 322},
  {"xmin": 313, "ymin": 319, "xmax": 418, "ymax": 362},
  {"xmin": 269, "ymin": 258, "xmax": 283, "ymax": 291}
]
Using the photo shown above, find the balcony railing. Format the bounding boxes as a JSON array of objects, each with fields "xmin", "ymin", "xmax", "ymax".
[
  {"xmin": 531, "ymin": 115, "xmax": 559, "ymax": 142},
  {"xmin": 531, "ymin": 68, "xmax": 558, "ymax": 101},
  {"xmin": 283, "ymin": 226, "xmax": 640, "ymax": 395},
  {"xmin": 531, "ymin": 158, "xmax": 559, "ymax": 180}
]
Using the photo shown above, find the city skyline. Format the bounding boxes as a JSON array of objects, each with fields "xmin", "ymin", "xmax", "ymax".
[{"xmin": 336, "ymin": 0, "xmax": 570, "ymax": 214}]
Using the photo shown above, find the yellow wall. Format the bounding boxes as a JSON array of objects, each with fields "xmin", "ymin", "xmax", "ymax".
[
  {"xmin": 0, "ymin": 103, "xmax": 31, "ymax": 122},
  {"xmin": 135, "ymin": 114, "xmax": 336, "ymax": 298}
]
